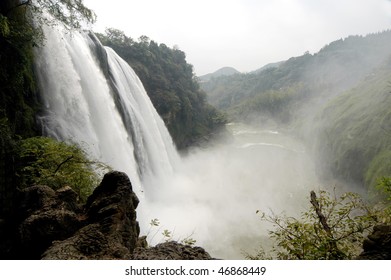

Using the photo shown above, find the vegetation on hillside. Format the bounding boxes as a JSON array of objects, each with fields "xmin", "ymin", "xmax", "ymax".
[
  {"xmin": 314, "ymin": 58, "xmax": 391, "ymax": 189},
  {"xmin": 97, "ymin": 28, "xmax": 226, "ymax": 149}
]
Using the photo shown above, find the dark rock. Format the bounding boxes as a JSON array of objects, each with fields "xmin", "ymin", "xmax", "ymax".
[
  {"xmin": 42, "ymin": 224, "xmax": 132, "ymax": 260},
  {"xmin": 15, "ymin": 185, "xmax": 83, "ymax": 259},
  {"xmin": 357, "ymin": 224, "xmax": 391, "ymax": 260},
  {"xmin": 18, "ymin": 185, "xmax": 56, "ymax": 218},
  {"xmin": 42, "ymin": 171, "xmax": 140, "ymax": 259},
  {"xmin": 131, "ymin": 241, "xmax": 214, "ymax": 260}
]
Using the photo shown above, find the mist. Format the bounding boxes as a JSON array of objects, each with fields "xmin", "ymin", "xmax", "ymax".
[{"xmin": 138, "ymin": 123, "xmax": 320, "ymax": 259}]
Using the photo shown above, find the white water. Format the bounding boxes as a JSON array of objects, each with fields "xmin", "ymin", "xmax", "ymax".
[
  {"xmin": 36, "ymin": 27, "xmax": 320, "ymax": 259},
  {"xmin": 35, "ymin": 26, "xmax": 178, "ymax": 193},
  {"xmin": 141, "ymin": 123, "xmax": 319, "ymax": 258}
]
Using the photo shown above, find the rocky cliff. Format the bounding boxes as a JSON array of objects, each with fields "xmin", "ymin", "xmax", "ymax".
[{"xmin": 0, "ymin": 171, "xmax": 213, "ymax": 260}]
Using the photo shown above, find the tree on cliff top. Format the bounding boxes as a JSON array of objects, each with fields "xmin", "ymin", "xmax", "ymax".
[{"xmin": 1, "ymin": 0, "xmax": 96, "ymax": 31}]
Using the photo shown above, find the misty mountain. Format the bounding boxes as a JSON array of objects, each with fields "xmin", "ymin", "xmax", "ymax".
[
  {"xmin": 198, "ymin": 67, "xmax": 240, "ymax": 82},
  {"xmin": 202, "ymin": 30, "xmax": 391, "ymax": 124}
]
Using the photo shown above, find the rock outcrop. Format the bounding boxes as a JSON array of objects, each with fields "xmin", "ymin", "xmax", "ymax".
[
  {"xmin": 1, "ymin": 170, "xmax": 214, "ymax": 260},
  {"xmin": 357, "ymin": 224, "xmax": 391, "ymax": 260},
  {"xmin": 132, "ymin": 241, "xmax": 213, "ymax": 260},
  {"xmin": 42, "ymin": 171, "xmax": 140, "ymax": 259}
]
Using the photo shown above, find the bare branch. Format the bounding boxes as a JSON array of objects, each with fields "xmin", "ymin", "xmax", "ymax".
[
  {"xmin": 54, "ymin": 155, "xmax": 73, "ymax": 174},
  {"xmin": 310, "ymin": 191, "xmax": 332, "ymax": 234}
]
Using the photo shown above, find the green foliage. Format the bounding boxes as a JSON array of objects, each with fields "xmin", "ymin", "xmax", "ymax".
[
  {"xmin": 0, "ymin": 14, "xmax": 10, "ymax": 36},
  {"xmin": 30, "ymin": 0, "xmax": 96, "ymax": 30},
  {"xmin": 377, "ymin": 177, "xmax": 391, "ymax": 199},
  {"xmin": 375, "ymin": 177, "xmax": 391, "ymax": 213},
  {"xmin": 253, "ymin": 190, "xmax": 384, "ymax": 260},
  {"xmin": 366, "ymin": 151, "xmax": 391, "ymax": 189},
  {"xmin": 18, "ymin": 137, "xmax": 106, "ymax": 201},
  {"xmin": 97, "ymin": 28, "xmax": 226, "ymax": 149},
  {"xmin": 181, "ymin": 236, "xmax": 197, "ymax": 246}
]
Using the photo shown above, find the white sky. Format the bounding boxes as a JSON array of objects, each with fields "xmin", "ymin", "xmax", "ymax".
[{"xmin": 83, "ymin": 0, "xmax": 391, "ymax": 75}]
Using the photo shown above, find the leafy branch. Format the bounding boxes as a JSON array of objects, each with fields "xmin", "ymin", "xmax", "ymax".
[{"xmin": 254, "ymin": 190, "xmax": 386, "ymax": 259}]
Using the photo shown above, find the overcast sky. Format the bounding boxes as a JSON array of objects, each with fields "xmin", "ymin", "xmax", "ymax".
[{"xmin": 83, "ymin": 0, "xmax": 391, "ymax": 75}]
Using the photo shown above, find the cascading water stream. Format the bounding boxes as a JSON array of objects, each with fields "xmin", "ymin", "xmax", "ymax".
[
  {"xmin": 35, "ymin": 25, "xmax": 178, "ymax": 192},
  {"xmin": 104, "ymin": 47, "xmax": 179, "ymax": 180}
]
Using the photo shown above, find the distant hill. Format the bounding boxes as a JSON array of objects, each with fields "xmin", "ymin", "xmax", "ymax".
[
  {"xmin": 251, "ymin": 61, "xmax": 284, "ymax": 74},
  {"xmin": 198, "ymin": 67, "xmax": 240, "ymax": 82}
]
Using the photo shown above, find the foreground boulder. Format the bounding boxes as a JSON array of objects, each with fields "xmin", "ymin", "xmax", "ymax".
[{"xmin": 42, "ymin": 171, "xmax": 140, "ymax": 259}]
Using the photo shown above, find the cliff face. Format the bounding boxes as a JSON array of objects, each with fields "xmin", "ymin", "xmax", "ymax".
[{"xmin": 0, "ymin": 171, "xmax": 213, "ymax": 260}]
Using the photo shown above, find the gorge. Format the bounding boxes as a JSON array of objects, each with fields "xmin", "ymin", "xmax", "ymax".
[{"xmin": 33, "ymin": 25, "xmax": 323, "ymax": 259}]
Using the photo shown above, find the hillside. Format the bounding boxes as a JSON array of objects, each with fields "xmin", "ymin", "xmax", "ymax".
[
  {"xmin": 313, "ymin": 58, "xmax": 391, "ymax": 188},
  {"xmin": 198, "ymin": 67, "xmax": 240, "ymax": 82},
  {"xmin": 251, "ymin": 61, "xmax": 284, "ymax": 74}
]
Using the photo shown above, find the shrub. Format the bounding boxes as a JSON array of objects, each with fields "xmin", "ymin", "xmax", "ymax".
[{"xmin": 18, "ymin": 136, "xmax": 107, "ymax": 201}]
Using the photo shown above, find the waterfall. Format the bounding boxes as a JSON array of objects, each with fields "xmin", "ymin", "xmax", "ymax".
[
  {"xmin": 34, "ymin": 25, "xmax": 320, "ymax": 259},
  {"xmin": 35, "ymin": 25, "xmax": 179, "ymax": 191}
]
